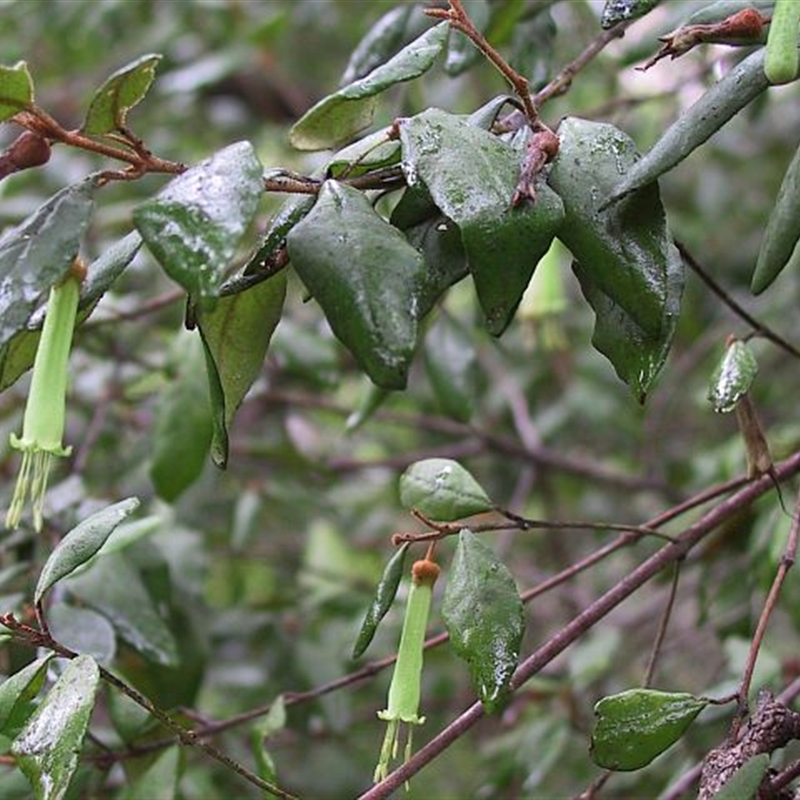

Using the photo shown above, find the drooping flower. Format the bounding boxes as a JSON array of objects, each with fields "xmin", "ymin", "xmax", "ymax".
[
  {"xmin": 6, "ymin": 261, "xmax": 83, "ymax": 531},
  {"xmin": 374, "ymin": 556, "xmax": 440, "ymax": 786}
]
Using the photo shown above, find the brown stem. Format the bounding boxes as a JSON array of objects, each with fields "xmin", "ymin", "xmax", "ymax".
[
  {"xmin": 0, "ymin": 614, "xmax": 298, "ymax": 800},
  {"xmin": 734, "ymin": 486, "xmax": 800, "ymax": 723},
  {"xmin": 358, "ymin": 451, "xmax": 800, "ymax": 799},
  {"xmin": 643, "ymin": 560, "xmax": 682, "ymax": 687},
  {"xmin": 676, "ymin": 240, "xmax": 800, "ymax": 361}
]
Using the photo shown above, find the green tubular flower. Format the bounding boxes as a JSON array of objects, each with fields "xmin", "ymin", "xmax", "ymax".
[
  {"xmin": 374, "ymin": 557, "xmax": 440, "ymax": 785},
  {"xmin": 6, "ymin": 263, "xmax": 83, "ymax": 532}
]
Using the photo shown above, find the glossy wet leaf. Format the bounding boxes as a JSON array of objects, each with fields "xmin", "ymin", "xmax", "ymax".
[
  {"xmin": 353, "ymin": 543, "xmax": 409, "ymax": 658},
  {"xmin": 400, "ymin": 108, "xmax": 564, "ymax": 334},
  {"xmin": 198, "ymin": 272, "xmax": 286, "ymax": 467},
  {"xmin": 82, "ymin": 53, "xmax": 162, "ymax": 135},
  {"xmin": 442, "ymin": 529, "xmax": 524, "ymax": 712},
  {"xmin": 81, "ymin": 231, "xmax": 143, "ymax": 308},
  {"xmin": 391, "ymin": 187, "xmax": 469, "ymax": 317},
  {"xmin": 65, "ymin": 552, "xmax": 179, "ymax": 666},
  {"xmin": 591, "ymin": 689, "xmax": 707, "ymax": 770},
  {"xmin": 708, "ymin": 339, "xmax": 758, "ymax": 413},
  {"xmin": 286, "ymin": 180, "xmax": 425, "ymax": 389},
  {"xmin": 601, "ymin": 0, "xmax": 661, "ymax": 28},
  {"xmin": 0, "ymin": 62, "xmax": 33, "ymax": 122},
  {"xmin": 752, "ymin": 138, "xmax": 800, "ymax": 293},
  {"xmin": 713, "ymin": 753, "xmax": 770, "ymax": 800},
  {"xmin": 424, "ymin": 315, "xmax": 477, "ymax": 423},
  {"xmin": 289, "ymin": 23, "xmax": 447, "ymax": 150},
  {"xmin": 35, "ymin": 497, "xmax": 141, "ymax": 603},
  {"xmin": 12, "ymin": 655, "xmax": 100, "ymax": 800},
  {"xmin": 399, "ymin": 458, "xmax": 492, "ymax": 521},
  {"xmin": 134, "ymin": 142, "xmax": 263, "ymax": 308},
  {"xmin": 150, "ymin": 334, "xmax": 213, "ymax": 500},
  {"xmin": 0, "ymin": 656, "xmax": 52, "ymax": 738},
  {"xmin": 609, "ymin": 48, "xmax": 770, "ymax": 204},
  {"xmin": 341, "ymin": 6, "xmax": 415, "ymax": 84},
  {"xmin": 0, "ymin": 180, "xmax": 94, "ymax": 349},
  {"xmin": 547, "ymin": 117, "xmax": 683, "ymax": 400}
]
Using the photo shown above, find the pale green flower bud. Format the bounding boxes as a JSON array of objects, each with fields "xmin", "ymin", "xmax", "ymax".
[
  {"xmin": 374, "ymin": 557, "xmax": 440, "ymax": 786},
  {"xmin": 6, "ymin": 262, "xmax": 83, "ymax": 531}
]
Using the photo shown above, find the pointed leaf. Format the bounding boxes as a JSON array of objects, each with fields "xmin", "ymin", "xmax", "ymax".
[
  {"xmin": 708, "ymin": 339, "xmax": 758, "ymax": 413},
  {"xmin": 0, "ymin": 62, "xmax": 33, "ymax": 122},
  {"xmin": 399, "ymin": 458, "xmax": 492, "ymax": 521},
  {"xmin": 81, "ymin": 231, "xmax": 142, "ymax": 307},
  {"xmin": 35, "ymin": 497, "xmax": 141, "ymax": 603},
  {"xmin": 198, "ymin": 272, "xmax": 286, "ymax": 467},
  {"xmin": 289, "ymin": 23, "xmax": 447, "ymax": 150},
  {"xmin": 0, "ymin": 656, "xmax": 53, "ymax": 738},
  {"xmin": 150, "ymin": 334, "xmax": 213, "ymax": 501},
  {"xmin": 286, "ymin": 181, "xmax": 425, "ymax": 389},
  {"xmin": 399, "ymin": 108, "xmax": 564, "ymax": 334},
  {"xmin": 547, "ymin": 117, "xmax": 683, "ymax": 400},
  {"xmin": 12, "ymin": 655, "xmax": 100, "ymax": 800},
  {"xmin": 609, "ymin": 48, "xmax": 769, "ymax": 204},
  {"xmin": 752, "ymin": 137, "xmax": 800, "ymax": 293},
  {"xmin": 442, "ymin": 529, "xmax": 524, "ymax": 712},
  {"xmin": 65, "ymin": 553, "xmax": 179, "ymax": 666},
  {"xmin": 0, "ymin": 180, "xmax": 94, "ymax": 348},
  {"xmin": 81, "ymin": 54, "xmax": 162, "ymax": 135},
  {"xmin": 134, "ymin": 142, "xmax": 263, "ymax": 308},
  {"xmin": 591, "ymin": 688, "xmax": 707, "ymax": 770},
  {"xmin": 352, "ymin": 543, "xmax": 409, "ymax": 658}
]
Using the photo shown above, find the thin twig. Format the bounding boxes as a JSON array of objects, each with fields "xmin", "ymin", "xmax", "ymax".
[
  {"xmin": 643, "ymin": 560, "xmax": 682, "ymax": 687},
  {"xmin": 358, "ymin": 451, "xmax": 800, "ymax": 799},
  {"xmin": 676, "ymin": 240, "xmax": 800, "ymax": 360}
]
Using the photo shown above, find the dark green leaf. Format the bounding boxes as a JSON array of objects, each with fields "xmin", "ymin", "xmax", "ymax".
[
  {"xmin": 198, "ymin": 272, "xmax": 286, "ymax": 467},
  {"xmin": 0, "ymin": 328, "xmax": 40, "ymax": 393},
  {"xmin": 392, "ymin": 189, "xmax": 469, "ymax": 316},
  {"xmin": 81, "ymin": 231, "xmax": 142, "ymax": 307},
  {"xmin": 399, "ymin": 458, "xmax": 492, "ymax": 521},
  {"xmin": 442, "ymin": 529, "xmax": 524, "ymax": 712},
  {"xmin": 424, "ymin": 314, "xmax": 477, "ymax": 423},
  {"xmin": 289, "ymin": 23, "xmax": 447, "ymax": 150},
  {"xmin": 713, "ymin": 753, "xmax": 770, "ymax": 800},
  {"xmin": 609, "ymin": 49, "xmax": 770, "ymax": 204},
  {"xmin": 65, "ymin": 553, "xmax": 179, "ymax": 667},
  {"xmin": 341, "ymin": 6, "xmax": 416, "ymax": 84},
  {"xmin": 591, "ymin": 688, "xmax": 707, "ymax": 770},
  {"xmin": 12, "ymin": 655, "xmax": 100, "ymax": 800},
  {"xmin": 81, "ymin": 54, "xmax": 162, "ymax": 135},
  {"xmin": 752, "ymin": 138, "xmax": 800, "ymax": 293},
  {"xmin": 240, "ymin": 193, "xmax": 315, "ymax": 281},
  {"xmin": 0, "ymin": 62, "xmax": 33, "ymax": 122},
  {"xmin": 547, "ymin": 117, "xmax": 683, "ymax": 400},
  {"xmin": 399, "ymin": 108, "xmax": 564, "ymax": 334},
  {"xmin": 0, "ymin": 180, "xmax": 94, "ymax": 349},
  {"xmin": 708, "ymin": 339, "xmax": 758, "ymax": 413},
  {"xmin": 601, "ymin": 0, "xmax": 662, "ymax": 28},
  {"xmin": 35, "ymin": 497, "xmax": 141, "ymax": 603},
  {"xmin": 352, "ymin": 543, "xmax": 410, "ymax": 658},
  {"xmin": 286, "ymin": 180, "xmax": 425, "ymax": 389},
  {"xmin": 0, "ymin": 656, "xmax": 52, "ymax": 738},
  {"xmin": 134, "ymin": 142, "xmax": 263, "ymax": 308},
  {"xmin": 150, "ymin": 334, "xmax": 213, "ymax": 500},
  {"xmin": 327, "ymin": 128, "xmax": 401, "ymax": 178}
]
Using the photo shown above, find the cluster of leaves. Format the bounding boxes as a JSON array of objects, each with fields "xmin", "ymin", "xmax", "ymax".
[{"xmin": 2, "ymin": 0, "xmax": 800, "ymax": 798}]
